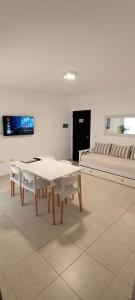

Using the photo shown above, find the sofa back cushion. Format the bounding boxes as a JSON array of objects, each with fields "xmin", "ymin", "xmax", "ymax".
[
  {"xmin": 94, "ymin": 142, "xmax": 112, "ymax": 155},
  {"xmin": 130, "ymin": 146, "xmax": 135, "ymax": 160},
  {"xmin": 110, "ymin": 144, "xmax": 130, "ymax": 159}
]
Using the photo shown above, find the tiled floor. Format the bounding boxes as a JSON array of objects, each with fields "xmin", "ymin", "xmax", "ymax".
[{"xmin": 0, "ymin": 174, "xmax": 135, "ymax": 299}]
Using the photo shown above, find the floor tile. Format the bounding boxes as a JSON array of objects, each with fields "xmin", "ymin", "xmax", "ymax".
[
  {"xmin": 86, "ymin": 233, "xmax": 132, "ymax": 275},
  {"xmin": 36, "ymin": 277, "xmax": 80, "ymax": 300},
  {"xmin": 12, "ymin": 210, "xmax": 60, "ymax": 250},
  {"xmin": 120, "ymin": 204, "xmax": 135, "ymax": 229},
  {"xmin": 62, "ymin": 253, "xmax": 114, "ymax": 300},
  {"xmin": 5, "ymin": 253, "xmax": 57, "ymax": 300},
  {"xmin": 122, "ymin": 186, "xmax": 135, "ymax": 197},
  {"xmin": 100, "ymin": 278, "xmax": 132, "ymax": 300},
  {"xmin": 0, "ymin": 275, "xmax": 18, "ymax": 300},
  {"xmin": 0, "ymin": 230, "xmax": 34, "ymax": 273},
  {"xmin": 93, "ymin": 203, "xmax": 125, "ymax": 220},
  {"xmin": 54, "ymin": 210, "xmax": 80, "ymax": 233},
  {"xmin": 104, "ymin": 222, "xmax": 135, "ymax": 252},
  {"xmin": 65, "ymin": 197, "xmax": 91, "ymax": 219},
  {"xmin": 108, "ymin": 189, "xmax": 135, "ymax": 211},
  {"xmin": 118, "ymin": 253, "xmax": 135, "ymax": 288},
  {"xmin": 0, "ymin": 191, "xmax": 36, "ymax": 218},
  {"xmin": 63, "ymin": 222, "xmax": 100, "ymax": 250},
  {"xmin": 39, "ymin": 234, "xmax": 83, "ymax": 274},
  {"xmin": 0, "ymin": 173, "xmax": 135, "ymax": 300},
  {"xmin": 82, "ymin": 203, "xmax": 124, "ymax": 233},
  {"xmin": 0, "ymin": 210, "xmax": 16, "ymax": 238},
  {"xmin": 0, "ymin": 176, "xmax": 10, "ymax": 193}
]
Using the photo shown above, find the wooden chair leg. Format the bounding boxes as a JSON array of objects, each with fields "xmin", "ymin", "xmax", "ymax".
[
  {"xmin": 45, "ymin": 187, "xmax": 47, "ymax": 198},
  {"xmin": 35, "ymin": 193, "xmax": 38, "ymax": 216},
  {"xmin": 60, "ymin": 201, "xmax": 64, "ymax": 224},
  {"xmin": 42, "ymin": 188, "xmax": 45, "ymax": 198},
  {"xmin": 52, "ymin": 186, "xmax": 55, "ymax": 225},
  {"xmin": 48, "ymin": 191, "xmax": 51, "ymax": 213},
  {"xmin": 13, "ymin": 182, "xmax": 15, "ymax": 196},
  {"xmin": 22, "ymin": 187, "xmax": 25, "ymax": 206},
  {"xmin": 65, "ymin": 197, "xmax": 67, "ymax": 204},
  {"xmin": 78, "ymin": 192, "xmax": 82, "ymax": 212},
  {"xmin": 57, "ymin": 193, "xmax": 60, "ymax": 206},
  {"xmin": 20, "ymin": 186, "xmax": 23, "ymax": 206}
]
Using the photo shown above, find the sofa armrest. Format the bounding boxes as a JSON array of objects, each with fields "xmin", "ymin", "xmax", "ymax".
[{"xmin": 79, "ymin": 148, "xmax": 94, "ymax": 163}]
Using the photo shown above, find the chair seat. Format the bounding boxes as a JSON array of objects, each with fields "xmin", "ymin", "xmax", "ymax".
[
  {"xmin": 22, "ymin": 176, "xmax": 44, "ymax": 193},
  {"xmin": 10, "ymin": 164, "xmax": 22, "ymax": 199},
  {"xmin": 23, "ymin": 181, "xmax": 34, "ymax": 192},
  {"xmin": 10, "ymin": 173, "xmax": 20, "ymax": 184}
]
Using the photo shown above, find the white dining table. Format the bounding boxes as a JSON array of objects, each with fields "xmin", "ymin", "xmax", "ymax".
[{"xmin": 13, "ymin": 158, "xmax": 82, "ymax": 224}]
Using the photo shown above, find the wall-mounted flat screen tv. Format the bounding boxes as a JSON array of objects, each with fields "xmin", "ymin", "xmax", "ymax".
[{"xmin": 2, "ymin": 116, "xmax": 34, "ymax": 136}]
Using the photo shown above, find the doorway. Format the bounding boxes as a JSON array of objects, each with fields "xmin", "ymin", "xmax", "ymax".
[{"xmin": 72, "ymin": 110, "xmax": 91, "ymax": 161}]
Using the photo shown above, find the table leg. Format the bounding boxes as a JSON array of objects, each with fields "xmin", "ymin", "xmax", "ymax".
[
  {"xmin": 51, "ymin": 184, "xmax": 56, "ymax": 225},
  {"xmin": 78, "ymin": 174, "xmax": 82, "ymax": 212}
]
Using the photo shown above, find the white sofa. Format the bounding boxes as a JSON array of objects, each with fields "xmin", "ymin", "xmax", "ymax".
[{"xmin": 79, "ymin": 145, "xmax": 135, "ymax": 188}]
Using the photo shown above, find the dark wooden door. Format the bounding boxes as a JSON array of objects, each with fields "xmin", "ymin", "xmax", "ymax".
[{"xmin": 73, "ymin": 110, "xmax": 91, "ymax": 161}]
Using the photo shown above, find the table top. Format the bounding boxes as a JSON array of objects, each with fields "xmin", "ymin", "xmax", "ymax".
[{"xmin": 12, "ymin": 158, "xmax": 82, "ymax": 181}]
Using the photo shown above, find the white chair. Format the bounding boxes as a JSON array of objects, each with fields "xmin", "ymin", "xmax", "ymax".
[
  {"xmin": 54, "ymin": 174, "xmax": 82, "ymax": 224},
  {"xmin": 10, "ymin": 165, "xmax": 22, "ymax": 205},
  {"xmin": 36, "ymin": 156, "xmax": 55, "ymax": 212},
  {"xmin": 21, "ymin": 170, "xmax": 46, "ymax": 216},
  {"xmin": 59, "ymin": 160, "xmax": 72, "ymax": 204}
]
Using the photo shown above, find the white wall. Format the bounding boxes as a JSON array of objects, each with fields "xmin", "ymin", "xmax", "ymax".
[
  {"xmin": 1, "ymin": 87, "xmax": 134, "ymax": 175},
  {"xmin": 0, "ymin": 88, "xmax": 71, "ymax": 176},
  {"xmin": 68, "ymin": 88, "xmax": 135, "ymax": 151}
]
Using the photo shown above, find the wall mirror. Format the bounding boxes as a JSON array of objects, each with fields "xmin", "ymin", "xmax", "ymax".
[{"xmin": 104, "ymin": 115, "xmax": 135, "ymax": 136}]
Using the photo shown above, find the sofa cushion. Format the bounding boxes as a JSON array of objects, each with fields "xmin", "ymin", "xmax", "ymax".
[
  {"xmin": 94, "ymin": 142, "xmax": 112, "ymax": 155},
  {"xmin": 130, "ymin": 146, "xmax": 135, "ymax": 160},
  {"xmin": 110, "ymin": 144, "xmax": 130, "ymax": 159}
]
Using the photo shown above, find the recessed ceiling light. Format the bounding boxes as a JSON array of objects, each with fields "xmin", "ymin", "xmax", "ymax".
[{"xmin": 63, "ymin": 71, "xmax": 77, "ymax": 80}]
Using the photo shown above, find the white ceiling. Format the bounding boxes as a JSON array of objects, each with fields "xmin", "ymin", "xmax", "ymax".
[{"xmin": 0, "ymin": 0, "xmax": 135, "ymax": 96}]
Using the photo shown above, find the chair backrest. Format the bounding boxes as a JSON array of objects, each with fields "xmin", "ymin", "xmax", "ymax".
[
  {"xmin": 60, "ymin": 160, "xmax": 72, "ymax": 165},
  {"xmin": 56, "ymin": 174, "xmax": 80, "ymax": 199},
  {"xmin": 22, "ymin": 170, "xmax": 34, "ymax": 183},
  {"xmin": 22, "ymin": 170, "xmax": 44, "ymax": 192},
  {"xmin": 10, "ymin": 165, "xmax": 20, "ymax": 175},
  {"xmin": 60, "ymin": 174, "xmax": 79, "ymax": 187},
  {"xmin": 21, "ymin": 170, "xmax": 35, "ymax": 192},
  {"xmin": 10, "ymin": 165, "xmax": 22, "ymax": 183}
]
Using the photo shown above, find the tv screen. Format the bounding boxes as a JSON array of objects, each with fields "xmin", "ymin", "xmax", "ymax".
[{"xmin": 2, "ymin": 116, "xmax": 34, "ymax": 136}]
